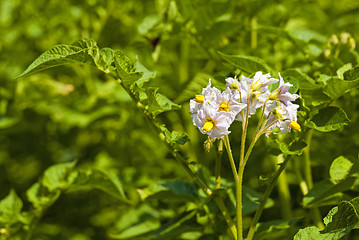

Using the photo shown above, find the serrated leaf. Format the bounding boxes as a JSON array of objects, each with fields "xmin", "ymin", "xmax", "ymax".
[
  {"xmin": 0, "ymin": 190, "xmax": 23, "ymax": 224},
  {"xmin": 330, "ymin": 156, "xmax": 353, "ymax": 183},
  {"xmin": 42, "ymin": 161, "xmax": 76, "ymax": 192},
  {"xmin": 305, "ymin": 107, "xmax": 350, "ymax": 132},
  {"xmin": 147, "ymin": 87, "xmax": 181, "ymax": 116},
  {"xmin": 114, "ymin": 50, "xmax": 142, "ymax": 87},
  {"xmin": 218, "ymin": 52, "xmax": 272, "ymax": 74},
  {"xmin": 68, "ymin": 168, "xmax": 129, "ymax": 202}
]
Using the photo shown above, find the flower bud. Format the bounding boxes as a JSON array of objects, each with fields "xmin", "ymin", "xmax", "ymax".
[{"xmin": 289, "ymin": 121, "xmax": 301, "ymax": 132}]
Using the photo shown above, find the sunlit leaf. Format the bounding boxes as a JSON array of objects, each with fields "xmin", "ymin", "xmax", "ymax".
[
  {"xmin": 294, "ymin": 226, "xmax": 350, "ymax": 240},
  {"xmin": 42, "ymin": 161, "xmax": 76, "ymax": 192},
  {"xmin": 329, "ymin": 156, "xmax": 353, "ymax": 183},
  {"xmin": 147, "ymin": 87, "xmax": 181, "ymax": 116},
  {"xmin": 0, "ymin": 190, "xmax": 23, "ymax": 224}
]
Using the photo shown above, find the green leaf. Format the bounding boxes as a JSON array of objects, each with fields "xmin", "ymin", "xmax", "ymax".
[
  {"xmin": 330, "ymin": 156, "xmax": 353, "ymax": 183},
  {"xmin": 168, "ymin": 131, "xmax": 189, "ymax": 145},
  {"xmin": 242, "ymin": 187, "xmax": 274, "ymax": 215},
  {"xmin": 110, "ymin": 219, "xmax": 161, "ymax": 239},
  {"xmin": 336, "ymin": 63, "xmax": 352, "ymax": 80},
  {"xmin": 294, "ymin": 226, "xmax": 350, "ymax": 240},
  {"xmin": 138, "ymin": 180, "xmax": 198, "ymax": 202},
  {"xmin": 175, "ymin": 72, "xmax": 213, "ymax": 104},
  {"xmin": 26, "ymin": 182, "xmax": 61, "ymax": 209},
  {"xmin": 134, "ymin": 60, "xmax": 156, "ymax": 88},
  {"xmin": 218, "ymin": 52, "xmax": 272, "ymax": 74},
  {"xmin": 278, "ymin": 140, "xmax": 307, "ymax": 156},
  {"xmin": 114, "ymin": 50, "xmax": 142, "ymax": 87},
  {"xmin": 18, "ymin": 40, "xmax": 97, "ymax": 78},
  {"xmin": 300, "ymin": 89, "xmax": 331, "ymax": 107},
  {"xmin": 343, "ymin": 66, "xmax": 359, "ymax": 81},
  {"xmin": 253, "ymin": 219, "xmax": 298, "ymax": 240},
  {"xmin": 323, "ymin": 76, "xmax": 359, "ymax": 99},
  {"xmin": 305, "ymin": 107, "xmax": 350, "ymax": 132},
  {"xmin": 321, "ymin": 197, "xmax": 359, "ymax": 234},
  {"xmin": 68, "ymin": 168, "xmax": 129, "ymax": 202},
  {"xmin": 0, "ymin": 190, "xmax": 23, "ymax": 224},
  {"xmin": 147, "ymin": 88, "xmax": 181, "ymax": 117},
  {"xmin": 42, "ymin": 161, "xmax": 77, "ymax": 192},
  {"xmin": 160, "ymin": 125, "xmax": 189, "ymax": 145},
  {"xmin": 149, "ymin": 210, "xmax": 200, "ymax": 239},
  {"xmin": 302, "ymin": 178, "xmax": 356, "ymax": 208},
  {"xmin": 281, "ymin": 69, "xmax": 322, "ymax": 90}
]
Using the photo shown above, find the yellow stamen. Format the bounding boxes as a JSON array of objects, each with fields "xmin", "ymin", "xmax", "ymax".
[
  {"xmin": 219, "ymin": 101, "xmax": 230, "ymax": 112},
  {"xmin": 194, "ymin": 95, "xmax": 204, "ymax": 103},
  {"xmin": 289, "ymin": 121, "xmax": 301, "ymax": 132},
  {"xmin": 202, "ymin": 120, "xmax": 215, "ymax": 133}
]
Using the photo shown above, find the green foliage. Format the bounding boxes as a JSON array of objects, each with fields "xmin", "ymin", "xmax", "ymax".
[
  {"xmin": 305, "ymin": 106, "xmax": 350, "ymax": 132},
  {"xmin": 1, "ymin": 0, "xmax": 359, "ymax": 239}
]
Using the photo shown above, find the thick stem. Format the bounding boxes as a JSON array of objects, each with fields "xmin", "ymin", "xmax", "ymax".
[
  {"xmin": 237, "ymin": 165, "xmax": 245, "ymax": 240},
  {"xmin": 223, "ymin": 135, "xmax": 242, "ymax": 240},
  {"xmin": 304, "ymin": 129, "xmax": 324, "ymax": 229},
  {"xmin": 276, "ymin": 154, "xmax": 292, "ymax": 219},
  {"xmin": 246, "ymin": 155, "xmax": 291, "ymax": 240}
]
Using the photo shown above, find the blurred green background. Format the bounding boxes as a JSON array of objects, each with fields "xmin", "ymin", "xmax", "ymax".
[{"xmin": 1, "ymin": 0, "xmax": 359, "ymax": 239}]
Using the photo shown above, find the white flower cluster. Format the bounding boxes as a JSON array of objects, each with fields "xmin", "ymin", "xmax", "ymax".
[{"xmin": 190, "ymin": 72, "xmax": 300, "ymax": 139}]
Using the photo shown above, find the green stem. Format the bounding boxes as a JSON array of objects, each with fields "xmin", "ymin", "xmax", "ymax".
[
  {"xmin": 240, "ymin": 98, "xmax": 250, "ymax": 166},
  {"xmin": 215, "ymin": 139, "xmax": 224, "ymax": 189},
  {"xmin": 246, "ymin": 155, "xmax": 291, "ymax": 240},
  {"xmin": 304, "ymin": 129, "xmax": 324, "ymax": 229},
  {"xmin": 223, "ymin": 136, "xmax": 239, "ymax": 180},
  {"xmin": 276, "ymin": 154, "xmax": 292, "ymax": 219},
  {"xmin": 304, "ymin": 129, "xmax": 314, "ymax": 190},
  {"xmin": 223, "ymin": 135, "xmax": 241, "ymax": 240},
  {"xmin": 237, "ymin": 165, "xmax": 245, "ymax": 240}
]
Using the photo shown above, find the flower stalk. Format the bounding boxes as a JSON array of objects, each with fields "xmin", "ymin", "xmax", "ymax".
[{"xmin": 190, "ymin": 71, "xmax": 300, "ymax": 239}]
